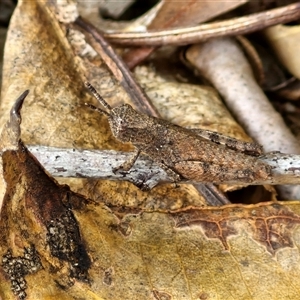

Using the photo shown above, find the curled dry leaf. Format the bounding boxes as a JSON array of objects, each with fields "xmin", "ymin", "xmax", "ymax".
[{"xmin": 0, "ymin": 91, "xmax": 92, "ymax": 299}]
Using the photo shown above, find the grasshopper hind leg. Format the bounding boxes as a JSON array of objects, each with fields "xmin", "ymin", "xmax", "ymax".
[
  {"xmin": 157, "ymin": 161, "xmax": 181, "ymax": 184},
  {"xmin": 113, "ymin": 149, "xmax": 141, "ymax": 173}
]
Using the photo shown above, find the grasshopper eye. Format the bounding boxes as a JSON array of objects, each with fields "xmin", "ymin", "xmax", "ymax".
[
  {"xmin": 119, "ymin": 118, "xmax": 128, "ymax": 127},
  {"xmin": 116, "ymin": 118, "xmax": 127, "ymax": 132}
]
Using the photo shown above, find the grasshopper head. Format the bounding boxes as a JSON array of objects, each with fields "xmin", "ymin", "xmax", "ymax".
[
  {"xmin": 85, "ymin": 83, "xmax": 152, "ymax": 144},
  {"xmin": 108, "ymin": 104, "xmax": 149, "ymax": 143}
]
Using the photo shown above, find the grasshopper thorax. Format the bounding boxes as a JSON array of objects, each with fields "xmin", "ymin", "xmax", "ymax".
[{"xmin": 108, "ymin": 104, "xmax": 150, "ymax": 143}]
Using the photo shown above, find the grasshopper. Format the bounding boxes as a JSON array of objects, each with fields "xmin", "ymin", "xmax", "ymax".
[{"xmin": 85, "ymin": 82, "xmax": 271, "ymax": 184}]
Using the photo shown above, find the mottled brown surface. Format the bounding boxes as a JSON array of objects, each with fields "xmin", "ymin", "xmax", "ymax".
[{"xmin": 105, "ymin": 103, "xmax": 272, "ymax": 183}]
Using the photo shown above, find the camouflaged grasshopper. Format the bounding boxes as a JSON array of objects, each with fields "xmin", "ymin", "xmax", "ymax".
[{"xmin": 85, "ymin": 82, "xmax": 271, "ymax": 184}]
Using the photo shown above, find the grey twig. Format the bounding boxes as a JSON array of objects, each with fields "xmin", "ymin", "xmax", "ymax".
[
  {"xmin": 28, "ymin": 145, "xmax": 168, "ymax": 190},
  {"xmin": 28, "ymin": 145, "xmax": 300, "ymax": 189}
]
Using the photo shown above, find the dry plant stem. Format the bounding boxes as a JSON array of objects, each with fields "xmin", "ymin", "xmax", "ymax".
[
  {"xmin": 236, "ymin": 35, "xmax": 265, "ymax": 86},
  {"xmin": 74, "ymin": 16, "xmax": 159, "ymax": 117},
  {"xmin": 185, "ymin": 37, "xmax": 300, "ymax": 199},
  {"xmin": 193, "ymin": 183, "xmax": 231, "ymax": 205},
  {"xmin": 75, "ymin": 17, "xmax": 228, "ymax": 205},
  {"xmin": 104, "ymin": 2, "xmax": 300, "ymax": 46},
  {"xmin": 27, "ymin": 146, "xmax": 300, "ymax": 187}
]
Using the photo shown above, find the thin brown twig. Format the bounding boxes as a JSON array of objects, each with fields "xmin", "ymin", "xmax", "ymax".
[
  {"xmin": 103, "ymin": 2, "xmax": 300, "ymax": 46},
  {"xmin": 74, "ymin": 16, "xmax": 160, "ymax": 117},
  {"xmin": 235, "ymin": 35, "xmax": 265, "ymax": 86}
]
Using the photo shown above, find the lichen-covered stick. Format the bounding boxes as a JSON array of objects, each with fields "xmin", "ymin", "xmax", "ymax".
[{"xmin": 85, "ymin": 82, "xmax": 272, "ymax": 184}]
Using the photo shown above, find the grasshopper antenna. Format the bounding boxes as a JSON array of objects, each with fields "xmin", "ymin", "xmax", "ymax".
[{"xmin": 84, "ymin": 81, "xmax": 112, "ymax": 116}]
